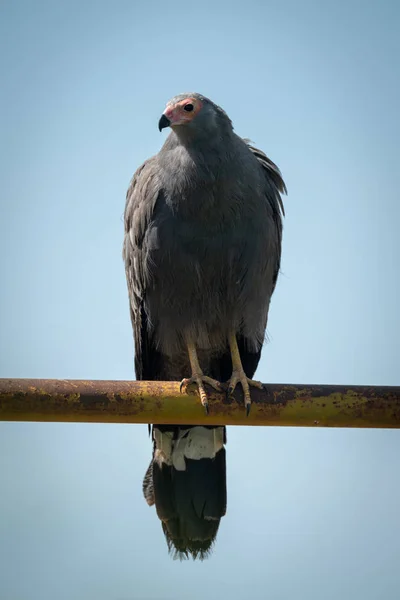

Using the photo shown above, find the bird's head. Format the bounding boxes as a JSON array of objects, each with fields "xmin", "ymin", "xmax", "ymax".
[{"xmin": 158, "ymin": 93, "xmax": 232, "ymax": 136}]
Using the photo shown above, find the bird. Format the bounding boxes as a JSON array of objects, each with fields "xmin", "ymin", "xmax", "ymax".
[{"xmin": 123, "ymin": 93, "xmax": 286, "ymax": 559}]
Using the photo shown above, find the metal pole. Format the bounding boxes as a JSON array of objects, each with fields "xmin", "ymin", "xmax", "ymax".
[{"xmin": 0, "ymin": 378, "xmax": 399, "ymax": 427}]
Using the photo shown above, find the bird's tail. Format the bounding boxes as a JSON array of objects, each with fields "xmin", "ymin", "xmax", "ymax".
[{"xmin": 143, "ymin": 424, "xmax": 227, "ymax": 560}]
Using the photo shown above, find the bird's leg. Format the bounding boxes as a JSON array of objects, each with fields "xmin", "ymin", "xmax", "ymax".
[
  {"xmin": 180, "ymin": 341, "xmax": 222, "ymax": 414},
  {"xmin": 226, "ymin": 333, "xmax": 263, "ymax": 416}
]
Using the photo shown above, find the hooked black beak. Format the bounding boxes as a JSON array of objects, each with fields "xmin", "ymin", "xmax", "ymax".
[{"xmin": 158, "ymin": 114, "xmax": 171, "ymax": 132}]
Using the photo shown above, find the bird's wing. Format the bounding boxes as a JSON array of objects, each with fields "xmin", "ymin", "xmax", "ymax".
[
  {"xmin": 123, "ymin": 156, "xmax": 163, "ymax": 381},
  {"xmin": 245, "ymin": 140, "xmax": 286, "ymax": 293},
  {"xmin": 208, "ymin": 140, "xmax": 286, "ymax": 383},
  {"xmin": 245, "ymin": 140, "xmax": 286, "ymax": 215},
  {"xmin": 209, "ymin": 141, "xmax": 286, "ymax": 388}
]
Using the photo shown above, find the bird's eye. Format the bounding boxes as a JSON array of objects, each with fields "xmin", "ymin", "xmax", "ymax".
[{"xmin": 183, "ymin": 103, "xmax": 194, "ymax": 112}]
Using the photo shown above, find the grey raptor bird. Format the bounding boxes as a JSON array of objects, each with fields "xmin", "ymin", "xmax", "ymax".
[{"xmin": 123, "ymin": 93, "xmax": 286, "ymax": 559}]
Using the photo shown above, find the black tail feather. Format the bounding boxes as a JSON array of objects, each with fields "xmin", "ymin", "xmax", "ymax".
[{"xmin": 148, "ymin": 441, "xmax": 226, "ymax": 560}]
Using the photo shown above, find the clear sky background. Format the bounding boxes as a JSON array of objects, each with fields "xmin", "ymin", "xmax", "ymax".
[{"xmin": 1, "ymin": 0, "xmax": 399, "ymax": 598}]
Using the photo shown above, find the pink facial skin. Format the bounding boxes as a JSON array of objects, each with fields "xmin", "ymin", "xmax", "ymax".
[{"xmin": 163, "ymin": 97, "xmax": 203, "ymax": 127}]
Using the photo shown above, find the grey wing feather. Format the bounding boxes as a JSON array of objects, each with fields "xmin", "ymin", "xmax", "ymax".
[
  {"xmin": 243, "ymin": 139, "xmax": 286, "ymax": 295},
  {"xmin": 123, "ymin": 156, "xmax": 162, "ymax": 380},
  {"xmin": 244, "ymin": 139, "xmax": 287, "ymax": 216}
]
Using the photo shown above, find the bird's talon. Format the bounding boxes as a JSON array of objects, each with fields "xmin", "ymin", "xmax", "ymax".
[
  {"xmin": 180, "ymin": 373, "xmax": 222, "ymax": 414},
  {"xmin": 226, "ymin": 370, "xmax": 261, "ymax": 412}
]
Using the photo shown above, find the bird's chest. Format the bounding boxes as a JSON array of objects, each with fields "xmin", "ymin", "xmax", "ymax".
[{"xmin": 149, "ymin": 196, "xmax": 253, "ymax": 277}]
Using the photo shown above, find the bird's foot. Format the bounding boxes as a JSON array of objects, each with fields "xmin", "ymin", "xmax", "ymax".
[
  {"xmin": 180, "ymin": 374, "xmax": 223, "ymax": 414},
  {"xmin": 226, "ymin": 370, "xmax": 263, "ymax": 416}
]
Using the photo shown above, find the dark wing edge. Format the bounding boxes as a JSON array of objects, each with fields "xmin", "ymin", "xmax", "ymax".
[
  {"xmin": 122, "ymin": 156, "xmax": 163, "ymax": 381},
  {"xmin": 244, "ymin": 139, "xmax": 287, "ymax": 216},
  {"xmin": 245, "ymin": 140, "xmax": 286, "ymax": 295}
]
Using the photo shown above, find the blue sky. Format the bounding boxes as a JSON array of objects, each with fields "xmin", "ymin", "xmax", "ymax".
[{"xmin": 1, "ymin": 1, "xmax": 399, "ymax": 598}]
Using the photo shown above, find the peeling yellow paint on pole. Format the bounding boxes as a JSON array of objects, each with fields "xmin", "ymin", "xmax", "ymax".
[{"xmin": 1, "ymin": 378, "xmax": 399, "ymax": 427}]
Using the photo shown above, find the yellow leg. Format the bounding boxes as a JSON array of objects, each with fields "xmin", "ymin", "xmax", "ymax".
[
  {"xmin": 180, "ymin": 341, "xmax": 222, "ymax": 413},
  {"xmin": 227, "ymin": 333, "xmax": 263, "ymax": 415}
]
